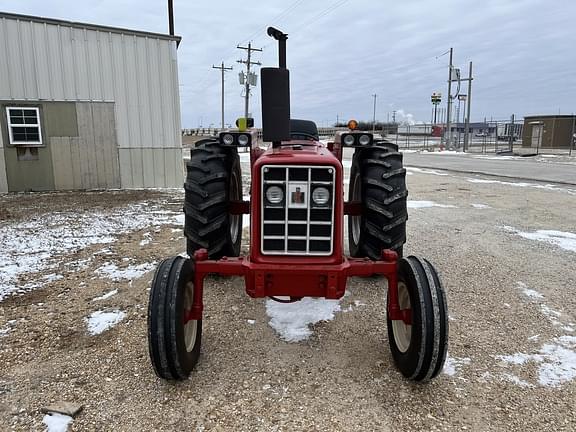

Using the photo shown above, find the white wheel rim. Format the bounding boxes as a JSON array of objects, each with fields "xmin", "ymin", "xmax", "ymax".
[
  {"xmin": 230, "ymin": 170, "xmax": 240, "ymax": 244},
  {"xmin": 351, "ymin": 173, "xmax": 362, "ymax": 245},
  {"xmin": 183, "ymin": 281, "xmax": 197, "ymax": 352},
  {"xmin": 392, "ymin": 282, "xmax": 412, "ymax": 353}
]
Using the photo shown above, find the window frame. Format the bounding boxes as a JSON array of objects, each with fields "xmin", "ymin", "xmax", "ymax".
[{"xmin": 5, "ymin": 106, "xmax": 43, "ymax": 146}]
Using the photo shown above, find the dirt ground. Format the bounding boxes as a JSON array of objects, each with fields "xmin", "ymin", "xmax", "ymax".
[{"xmin": 0, "ymin": 156, "xmax": 575, "ymax": 431}]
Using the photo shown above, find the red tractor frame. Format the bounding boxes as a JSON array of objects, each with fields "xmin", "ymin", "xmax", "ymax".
[{"xmin": 148, "ymin": 27, "xmax": 448, "ymax": 382}]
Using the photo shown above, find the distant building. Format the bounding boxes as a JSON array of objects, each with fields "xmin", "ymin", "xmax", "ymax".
[
  {"xmin": 522, "ymin": 115, "xmax": 576, "ymax": 150},
  {"xmin": 0, "ymin": 12, "xmax": 183, "ymax": 193}
]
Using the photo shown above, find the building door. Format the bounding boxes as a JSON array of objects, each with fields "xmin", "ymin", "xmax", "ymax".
[{"xmin": 531, "ymin": 125, "xmax": 543, "ymax": 149}]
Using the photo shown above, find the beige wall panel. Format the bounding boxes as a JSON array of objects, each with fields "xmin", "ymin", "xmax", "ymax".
[
  {"xmin": 152, "ymin": 148, "xmax": 166, "ymax": 188},
  {"xmin": 0, "ymin": 152, "xmax": 8, "ymax": 193},
  {"xmin": 76, "ymin": 103, "xmax": 98, "ymax": 188},
  {"xmin": 165, "ymin": 148, "xmax": 184, "ymax": 188},
  {"xmin": 69, "ymin": 137, "xmax": 83, "ymax": 188},
  {"xmin": 118, "ymin": 148, "xmax": 133, "ymax": 189},
  {"xmin": 131, "ymin": 148, "xmax": 144, "ymax": 188},
  {"xmin": 51, "ymin": 137, "xmax": 75, "ymax": 190},
  {"xmin": 142, "ymin": 148, "xmax": 155, "ymax": 188}
]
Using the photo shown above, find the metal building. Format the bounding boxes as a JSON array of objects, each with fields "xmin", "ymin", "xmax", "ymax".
[
  {"xmin": 0, "ymin": 12, "xmax": 183, "ymax": 193},
  {"xmin": 522, "ymin": 115, "xmax": 576, "ymax": 150}
]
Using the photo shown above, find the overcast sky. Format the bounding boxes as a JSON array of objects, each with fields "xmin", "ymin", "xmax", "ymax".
[{"xmin": 1, "ymin": 0, "xmax": 575, "ymax": 127}]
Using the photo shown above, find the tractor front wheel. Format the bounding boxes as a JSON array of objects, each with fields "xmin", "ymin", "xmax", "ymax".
[
  {"xmin": 387, "ymin": 256, "xmax": 448, "ymax": 381},
  {"xmin": 148, "ymin": 256, "xmax": 202, "ymax": 380}
]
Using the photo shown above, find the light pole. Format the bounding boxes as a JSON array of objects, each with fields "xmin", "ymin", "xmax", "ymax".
[{"xmin": 372, "ymin": 94, "xmax": 377, "ymax": 132}]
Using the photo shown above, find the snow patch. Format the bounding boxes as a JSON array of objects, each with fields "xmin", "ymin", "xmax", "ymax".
[
  {"xmin": 443, "ymin": 355, "xmax": 471, "ymax": 376},
  {"xmin": 96, "ymin": 262, "xmax": 156, "ymax": 281},
  {"xmin": 468, "ymin": 178, "xmax": 575, "ymax": 194},
  {"xmin": 92, "ymin": 289, "xmax": 118, "ymax": 301},
  {"xmin": 496, "ymin": 336, "xmax": 576, "ymax": 387},
  {"xmin": 265, "ymin": 297, "xmax": 341, "ymax": 342},
  {"xmin": 247, "ymin": 319, "xmax": 255, "ymax": 325},
  {"xmin": 500, "ymin": 372, "xmax": 535, "ymax": 388},
  {"xmin": 43, "ymin": 413, "xmax": 73, "ymax": 432},
  {"xmin": 503, "ymin": 226, "xmax": 576, "ymax": 253},
  {"xmin": 85, "ymin": 310, "xmax": 126, "ymax": 335},
  {"xmin": 0, "ymin": 197, "xmax": 183, "ymax": 302},
  {"xmin": 517, "ymin": 282, "xmax": 544, "ymax": 299},
  {"xmin": 471, "ymin": 203, "xmax": 491, "ymax": 209},
  {"xmin": 408, "ymin": 200, "xmax": 457, "ymax": 209},
  {"xmin": 406, "ymin": 167, "xmax": 449, "ymax": 176}
]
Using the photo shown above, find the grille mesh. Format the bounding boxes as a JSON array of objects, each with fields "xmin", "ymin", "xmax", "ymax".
[{"xmin": 261, "ymin": 165, "xmax": 335, "ymax": 255}]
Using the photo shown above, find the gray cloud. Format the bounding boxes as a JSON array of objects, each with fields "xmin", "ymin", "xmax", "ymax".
[{"xmin": 1, "ymin": 0, "xmax": 574, "ymax": 126}]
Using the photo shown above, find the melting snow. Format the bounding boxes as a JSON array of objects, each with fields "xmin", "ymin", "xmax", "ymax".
[
  {"xmin": 503, "ymin": 226, "xmax": 576, "ymax": 253},
  {"xmin": 443, "ymin": 355, "xmax": 471, "ymax": 376},
  {"xmin": 265, "ymin": 297, "xmax": 341, "ymax": 342},
  {"xmin": 85, "ymin": 310, "xmax": 126, "ymax": 335},
  {"xmin": 96, "ymin": 262, "xmax": 156, "ymax": 281},
  {"xmin": 496, "ymin": 336, "xmax": 576, "ymax": 387},
  {"xmin": 43, "ymin": 413, "xmax": 73, "ymax": 432},
  {"xmin": 0, "ymin": 198, "xmax": 183, "ymax": 302},
  {"xmin": 92, "ymin": 289, "xmax": 118, "ymax": 301},
  {"xmin": 467, "ymin": 178, "xmax": 575, "ymax": 194},
  {"xmin": 517, "ymin": 282, "xmax": 544, "ymax": 299},
  {"xmin": 406, "ymin": 167, "xmax": 449, "ymax": 176},
  {"xmin": 471, "ymin": 203, "xmax": 491, "ymax": 209},
  {"xmin": 408, "ymin": 200, "xmax": 457, "ymax": 209}
]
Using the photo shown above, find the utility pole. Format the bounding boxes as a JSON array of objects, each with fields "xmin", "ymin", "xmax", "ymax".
[
  {"xmin": 392, "ymin": 110, "xmax": 397, "ymax": 123},
  {"xmin": 237, "ymin": 42, "xmax": 262, "ymax": 119},
  {"xmin": 212, "ymin": 62, "xmax": 233, "ymax": 129},
  {"xmin": 464, "ymin": 61, "xmax": 473, "ymax": 151},
  {"xmin": 372, "ymin": 94, "xmax": 377, "ymax": 132},
  {"xmin": 445, "ymin": 47, "xmax": 453, "ymax": 148}
]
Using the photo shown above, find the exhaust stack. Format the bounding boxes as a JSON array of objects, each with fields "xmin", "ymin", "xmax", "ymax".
[{"xmin": 261, "ymin": 27, "xmax": 290, "ymax": 147}]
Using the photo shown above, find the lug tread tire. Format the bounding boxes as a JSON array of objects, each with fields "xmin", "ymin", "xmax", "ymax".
[
  {"xmin": 348, "ymin": 145, "xmax": 408, "ymax": 259},
  {"xmin": 387, "ymin": 256, "xmax": 448, "ymax": 382},
  {"xmin": 184, "ymin": 139, "xmax": 242, "ymax": 258}
]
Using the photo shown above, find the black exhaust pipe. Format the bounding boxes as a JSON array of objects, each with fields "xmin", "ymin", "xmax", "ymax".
[{"xmin": 261, "ymin": 27, "xmax": 290, "ymax": 147}]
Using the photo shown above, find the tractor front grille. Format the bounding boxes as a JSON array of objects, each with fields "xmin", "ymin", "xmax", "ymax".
[{"xmin": 261, "ymin": 165, "xmax": 335, "ymax": 255}]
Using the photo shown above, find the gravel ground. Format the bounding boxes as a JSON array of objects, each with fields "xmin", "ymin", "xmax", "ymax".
[{"xmin": 0, "ymin": 153, "xmax": 575, "ymax": 431}]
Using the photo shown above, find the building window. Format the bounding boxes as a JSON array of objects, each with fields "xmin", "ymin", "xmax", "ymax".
[{"xmin": 6, "ymin": 107, "xmax": 43, "ymax": 145}]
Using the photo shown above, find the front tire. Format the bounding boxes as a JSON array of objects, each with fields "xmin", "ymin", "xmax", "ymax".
[
  {"xmin": 348, "ymin": 144, "xmax": 407, "ymax": 259},
  {"xmin": 148, "ymin": 256, "xmax": 202, "ymax": 380},
  {"xmin": 387, "ymin": 256, "xmax": 448, "ymax": 381}
]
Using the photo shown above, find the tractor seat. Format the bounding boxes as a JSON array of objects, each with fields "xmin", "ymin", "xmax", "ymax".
[{"xmin": 290, "ymin": 119, "xmax": 319, "ymax": 141}]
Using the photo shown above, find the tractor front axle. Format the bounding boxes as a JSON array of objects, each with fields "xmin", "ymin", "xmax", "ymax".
[{"xmin": 185, "ymin": 249, "xmax": 409, "ymax": 325}]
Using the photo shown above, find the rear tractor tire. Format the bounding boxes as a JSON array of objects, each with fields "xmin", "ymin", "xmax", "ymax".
[
  {"xmin": 387, "ymin": 256, "xmax": 448, "ymax": 381},
  {"xmin": 148, "ymin": 256, "xmax": 202, "ymax": 380},
  {"xmin": 348, "ymin": 144, "xmax": 408, "ymax": 259},
  {"xmin": 184, "ymin": 139, "xmax": 242, "ymax": 259}
]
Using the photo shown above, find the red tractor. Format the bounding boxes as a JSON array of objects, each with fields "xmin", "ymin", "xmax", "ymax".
[{"xmin": 148, "ymin": 27, "xmax": 448, "ymax": 382}]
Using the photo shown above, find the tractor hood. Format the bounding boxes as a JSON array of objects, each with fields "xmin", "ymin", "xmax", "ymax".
[{"xmin": 256, "ymin": 141, "xmax": 339, "ymax": 165}]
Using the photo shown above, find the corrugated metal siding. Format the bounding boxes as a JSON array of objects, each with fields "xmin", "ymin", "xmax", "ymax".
[
  {"xmin": 0, "ymin": 16, "xmax": 183, "ymax": 189},
  {"xmin": 50, "ymin": 102, "xmax": 120, "ymax": 190}
]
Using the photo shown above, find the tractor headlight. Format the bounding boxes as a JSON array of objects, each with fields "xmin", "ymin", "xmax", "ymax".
[
  {"xmin": 237, "ymin": 134, "xmax": 250, "ymax": 146},
  {"xmin": 359, "ymin": 134, "xmax": 371, "ymax": 146},
  {"xmin": 343, "ymin": 134, "xmax": 355, "ymax": 146},
  {"xmin": 222, "ymin": 133, "xmax": 235, "ymax": 145},
  {"xmin": 265, "ymin": 185, "xmax": 284, "ymax": 204},
  {"xmin": 312, "ymin": 187, "xmax": 330, "ymax": 205}
]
